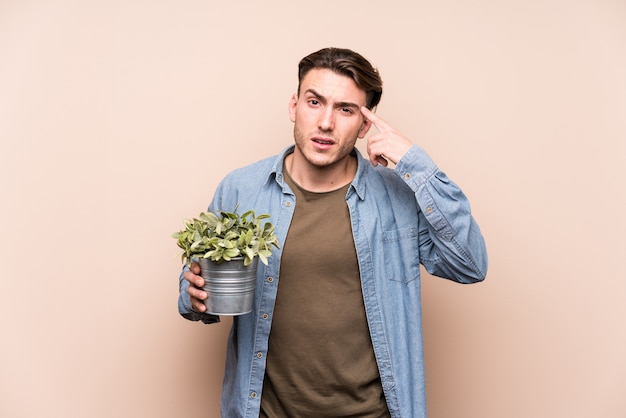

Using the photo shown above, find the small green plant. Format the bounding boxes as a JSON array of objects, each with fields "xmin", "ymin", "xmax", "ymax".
[{"xmin": 172, "ymin": 208, "xmax": 279, "ymax": 267}]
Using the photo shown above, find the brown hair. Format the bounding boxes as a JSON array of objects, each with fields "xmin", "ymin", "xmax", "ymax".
[{"xmin": 297, "ymin": 47, "xmax": 383, "ymax": 110}]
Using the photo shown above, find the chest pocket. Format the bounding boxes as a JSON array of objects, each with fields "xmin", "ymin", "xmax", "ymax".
[{"xmin": 381, "ymin": 227, "xmax": 420, "ymax": 283}]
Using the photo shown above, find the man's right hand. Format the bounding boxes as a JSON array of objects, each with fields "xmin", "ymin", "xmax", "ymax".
[{"xmin": 183, "ymin": 261, "xmax": 208, "ymax": 312}]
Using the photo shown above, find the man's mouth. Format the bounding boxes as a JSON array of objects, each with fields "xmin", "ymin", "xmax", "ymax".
[{"xmin": 312, "ymin": 137, "xmax": 334, "ymax": 145}]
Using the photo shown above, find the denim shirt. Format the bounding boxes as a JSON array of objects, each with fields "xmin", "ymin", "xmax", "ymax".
[{"xmin": 178, "ymin": 145, "xmax": 488, "ymax": 418}]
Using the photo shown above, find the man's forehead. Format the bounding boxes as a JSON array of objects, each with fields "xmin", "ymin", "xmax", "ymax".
[{"xmin": 300, "ymin": 68, "xmax": 367, "ymax": 104}]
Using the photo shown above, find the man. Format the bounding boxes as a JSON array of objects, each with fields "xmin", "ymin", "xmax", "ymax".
[{"xmin": 178, "ymin": 47, "xmax": 488, "ymax": 417}]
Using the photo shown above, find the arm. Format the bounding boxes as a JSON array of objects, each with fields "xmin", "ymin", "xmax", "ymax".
[
  {"xmin": 176, "ymin": 172, "xmax": 240, "ymax": 324},
  {"xmin": 361, "ymin": 107, "xmax": 488, "ymax": 283},
  {"xmin": 398, "ymin": 145, "xmax": 487, "ymax": 282}
]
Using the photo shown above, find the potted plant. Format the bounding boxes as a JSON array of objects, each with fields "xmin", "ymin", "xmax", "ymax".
[{"xmin": 172, "ymin": 208, "xmax": 279, "ymax": 315}]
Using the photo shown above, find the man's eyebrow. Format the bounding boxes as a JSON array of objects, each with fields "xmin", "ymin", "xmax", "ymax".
[
  {"xmin": 303, "ymin": 88, "xmax": 325, "ymax": 102},
  {"xmin": 304, "ymin": 88, "xmax": 360, "ymax": 109}
]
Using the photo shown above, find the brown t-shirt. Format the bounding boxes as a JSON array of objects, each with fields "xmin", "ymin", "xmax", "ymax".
[{"xmin": 260, "ymin": 167, "xmax": 390, "ymax": 417}]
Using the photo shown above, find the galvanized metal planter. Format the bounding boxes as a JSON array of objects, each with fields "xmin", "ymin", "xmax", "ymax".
[{"xmin": 198, "ymin": 257, "xmax": 258, "ymax": 315}]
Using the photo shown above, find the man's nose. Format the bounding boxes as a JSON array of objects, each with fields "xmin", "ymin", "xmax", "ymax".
[{"xmin": 318, "ymin": 107, "xmax": 334, "ymax": 131}]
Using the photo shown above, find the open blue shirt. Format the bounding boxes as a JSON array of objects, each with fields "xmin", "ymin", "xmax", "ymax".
[{"xmin": 178, "ymin": 145, "xmax": 488, "ymax": 418}]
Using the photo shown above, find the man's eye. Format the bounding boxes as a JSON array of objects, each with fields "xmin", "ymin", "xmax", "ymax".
[
  {"xmin": 309, "ymin": 99, "xmax": 319, "ymax": 106},
  {"xmin": 340, "ymin": 107, "xmax": 353, "ymax": 114}
]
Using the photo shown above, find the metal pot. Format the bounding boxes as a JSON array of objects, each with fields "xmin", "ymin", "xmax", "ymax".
[{"xmin": 198, "ymin": 257, "xmax": 258, "ymax": 315}]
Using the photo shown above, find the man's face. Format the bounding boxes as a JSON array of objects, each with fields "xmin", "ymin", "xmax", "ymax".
[{"xmin": 288, "ymin": 68, "xmax": 372, "ymax": 169}]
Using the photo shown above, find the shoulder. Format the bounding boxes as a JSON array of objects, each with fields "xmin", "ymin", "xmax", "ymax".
[
  {"xmin": 223, "ymin": 144, "xmax": 295, "ymax": 185},
  {"xmin": 211, "ymin": 149, "xmax": 288, "ymax": 205},
  {"xmin": 222, "ymin": 154, "xmax": 278, "ymax": 185},
  {"xmin": 209, "ymin": 154, "xmax": 280, "ymax": 213}
]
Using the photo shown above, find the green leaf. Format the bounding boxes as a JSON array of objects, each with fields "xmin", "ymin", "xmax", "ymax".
[
  {"xmin": 225, "ymin": 248, "xmax": 240, "ymax": 258},
  {"xmin": 172, "ymin": 206, "xmax": 279, "ymax": 266}
]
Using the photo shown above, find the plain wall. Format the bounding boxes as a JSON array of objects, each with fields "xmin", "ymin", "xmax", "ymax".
[{"xmin": 1, "ymin": 1, "xmax": 624, "ymax": 417}]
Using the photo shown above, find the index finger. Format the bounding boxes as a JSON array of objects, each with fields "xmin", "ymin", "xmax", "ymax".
[
  {"xmin": 189, "ymin": 261, "xmax": 201, "ymax": 275},
  {"xmin": 361, "ymin": 106, "xmax": 392, "ymax": 132}
]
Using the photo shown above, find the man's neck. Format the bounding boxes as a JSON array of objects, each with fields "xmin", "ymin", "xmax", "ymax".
[{"xmin": 285, "ymin": 152, "xmax": 357, "ymax": 193}]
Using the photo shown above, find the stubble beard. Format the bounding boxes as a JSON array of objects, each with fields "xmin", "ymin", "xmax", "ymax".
[{"xmin": 293, "ymin": 125, "xmax": 354, "ymax": 170}]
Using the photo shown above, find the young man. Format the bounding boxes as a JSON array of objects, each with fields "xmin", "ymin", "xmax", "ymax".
[{"xmin": 178, "ymin": 47, "xmax": 488, "ymax": 417}]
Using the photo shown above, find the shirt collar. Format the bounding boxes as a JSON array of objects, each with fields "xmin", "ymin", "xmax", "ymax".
[{"xmin": 268, "ymin": 145, "xmax": 368, "ymax": 200}]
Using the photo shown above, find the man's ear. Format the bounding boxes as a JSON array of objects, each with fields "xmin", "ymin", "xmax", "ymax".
[
  {"xmin": 288, "ymin": 93, "xmax": 298, "ymax": 122},
  {"xmin": 357, "ymin": 118, "xmax": 373, "ymax": 139}
]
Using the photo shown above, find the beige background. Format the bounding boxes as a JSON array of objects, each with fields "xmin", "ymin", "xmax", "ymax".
[{"xmin": 1, "ymin": 0, "xmax": 624, "ymax": 417}]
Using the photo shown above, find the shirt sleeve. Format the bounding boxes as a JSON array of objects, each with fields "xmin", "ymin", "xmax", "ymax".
[{"xmin": 395, "ymin": 144, "xmax": 488, "ymax": 283}]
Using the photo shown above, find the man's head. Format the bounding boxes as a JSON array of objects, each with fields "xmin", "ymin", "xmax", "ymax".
[
  {"xmin": 297, "ymin": 47, "xmax": 383, "ymax": 110},
  {"xmin": 287, "ymin": 48, "xmax": 383, "ymax": 177}
]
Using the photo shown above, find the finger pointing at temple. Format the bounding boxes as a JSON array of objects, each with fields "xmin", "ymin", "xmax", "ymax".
[{"xmin": 360, "ymin": 106, "xmax": 413, "ymax": 167}]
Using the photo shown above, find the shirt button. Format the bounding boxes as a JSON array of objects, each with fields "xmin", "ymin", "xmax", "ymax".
[
  {"xmin": 267, "ymin": 277, "xmax": 274, "ymax": 283},
  {"xmin": 256, "ymin": 352, "xmax": 263, "ymax": 358},
  {"xmin": 262, "ymin": 313, "xmax": 269, "ymax": 319},
  {"xmin": 426, "ymin": 207, "xmax": 433, "ymax": 214},
  {"xmin": 404, "ymin": 173, "xmax": 411, "ymax": 180},
  {"xmin": 285, "ymin": 201, "xmax": 292, "ymax": 207},
  {"xmin": 251, "ymin": 392, "xmax": 258, "ymax": 399}
]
